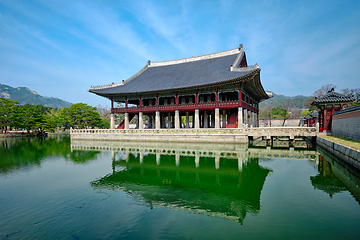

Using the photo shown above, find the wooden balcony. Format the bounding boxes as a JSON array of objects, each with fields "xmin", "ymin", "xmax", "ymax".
[{"xmin": 112, "ymin": 100, "xmax": 258, "ymax": 113}]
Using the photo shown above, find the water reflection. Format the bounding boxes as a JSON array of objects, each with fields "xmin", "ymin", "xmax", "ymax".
[
  {"xmin": 79, "ymin": 140, "xmax": 319, "ymax": 224},
  {"xmin": 310, "ymin": 155, "xmax": 348, "ymax": 198},
  {"xmin": 0, "ymin": 136, "xmax": 99, "ymax": 174},
  {"xmin": 316, "ymin": 147, "xmax": 360, "ymax": 203}
]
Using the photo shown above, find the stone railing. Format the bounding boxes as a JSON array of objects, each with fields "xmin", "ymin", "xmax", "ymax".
[
  {"xmin": 71, "ymin": 128, "xmax": 244, "ymax": 135},
  {"xmin": 247, "ymin": 126, "xmax": 317, "ymax": 139},
  {"xmin": 70, "ymin": 128, "xmax": 247, "ymax": 143}
]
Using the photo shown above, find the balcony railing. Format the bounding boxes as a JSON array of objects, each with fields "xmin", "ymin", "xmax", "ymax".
[{"xmin": 112, "ymin": 100, "xmax": 258, "ymax": 113}]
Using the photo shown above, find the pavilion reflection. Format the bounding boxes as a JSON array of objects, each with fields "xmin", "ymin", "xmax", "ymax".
[
  {"xmin": 313, "ymin": 147, "xmax": 360, "ymax": 203},
  {"xmin": 91, "ymin": 149, "xmax": 271, "ymax": 224}
]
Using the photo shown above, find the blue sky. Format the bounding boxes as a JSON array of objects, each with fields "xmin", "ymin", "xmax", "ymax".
[{"xmin": 1, "ymin": 0, "xmax": 359, "ymax": 107}]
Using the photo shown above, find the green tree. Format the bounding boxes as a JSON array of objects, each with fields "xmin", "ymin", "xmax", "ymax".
[
  {"xmin": 0, "ymin": 98, "xmax": 21, "ymax": 132},
  {"xmin": 62, "ymin": 103, "xmax": 105, "ymax": 129},
  {"xmin": 17, "ymin": 104, "xmax": 48, "ymax": 132},
  {"xmin": 301, "ymin": 109, "xmax": 314, "ymax": 117}
]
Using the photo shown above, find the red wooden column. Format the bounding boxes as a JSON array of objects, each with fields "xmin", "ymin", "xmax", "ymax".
[
  {"xmin": 238, "ymin": 90, "xmax": 242, "ymax": 106},
  {"xmin": 324, "ymin": 104, "xmax": 327, "ymax": 131},
  {"xmin": 111, "ymin": 100, "xmax": 114, "ymax": 113},
  {"xmin": 215, "ymin": 91, "xmax": 219, "ymax": 107},
  {"xmin": 125, "ymin": 99, "xmax": 128, "ymax": 110}
]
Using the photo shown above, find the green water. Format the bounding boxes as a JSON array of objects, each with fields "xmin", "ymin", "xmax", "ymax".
[{"xmin": 1, "ymin": 136, "xmax": 360, "ymax": 239}]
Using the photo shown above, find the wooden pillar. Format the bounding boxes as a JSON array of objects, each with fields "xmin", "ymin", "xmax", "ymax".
[
  {"xmin": 324, "ymin": 105, "xmax": 327, "ymax": 131},
  {"xmin": 238, "ymin": 89, "xmax": 242, "ymax": 106}
]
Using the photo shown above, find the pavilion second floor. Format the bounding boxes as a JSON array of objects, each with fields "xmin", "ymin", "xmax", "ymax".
[{"xmin": 111, "ymin": 90, "xmax": 259, "ymax": 114}]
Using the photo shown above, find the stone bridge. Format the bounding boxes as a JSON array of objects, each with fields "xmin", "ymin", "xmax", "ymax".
[{"xmin": 247, "ymin": 125, "xmax": 318, "ymax": 140}]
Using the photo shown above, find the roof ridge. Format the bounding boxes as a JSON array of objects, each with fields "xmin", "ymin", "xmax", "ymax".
[{"xmin": 149, "ymin": 47, "xmax": 242, "ymax": 67}]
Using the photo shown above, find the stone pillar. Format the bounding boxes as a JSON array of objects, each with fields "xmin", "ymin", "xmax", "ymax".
[
  {"xmin": 244, "ymin": 108, "xmax": 248, "ymax": 125},
  {"xmin": 255, "ymin": 112, "xmax": 258, "ymax": 127},
  {"xmin": 249, "ymin": 111, "xmax": 252, "ymax": 127},
  {"xmin": 204, "ymin": 111, "xmax": 208, "ymax": 128},
  {"xmin": 222, "ymin": 110, "xmax": 226, "ymax": 128},
  {"xmin": 210, "ymin": 112, "xmax": 215, "ymax": 128},
  {"xmin": 161, "ymin": 114, "xmax": 166, "ymax": 128},
  {"xmin": 110, "ymin": 113, "xmax": 115, "ymax": 129},
  {"xmin": 215, "ymin": 108, "xmax": 220, "ymax": 128},
  {"xmin": 124, "ymin": 112, "xmax": 129, "ymax": 129},
  {"xmin": 252, "ymin": 112, "xmax": 255, "ymax": 127},
  {"xmin": 167, "ymin": 112, "xmax": 171, "ymax": 128},
  {"xmin": 155, "ymin": 111, "xmax": 160, "ymax": 129},
  {"xmin": 147, "ymin": 114, "xmax": 152, "ymax": 129},
  {"xmin": 139, "ymin": 111, "xmax": 143, "ymax": 129},
  {"xmin": 195, "ymin": 109, "xmax": 200, "ymax": 129},
  {"xmin": 186, "ymin": 111, "xmax": 190, "ymax": 128},
  {"xmin": 237, "ymin": 106, "xmax": 243, "ymax": 129},
  {"xmin": 175, "ymin": 110, "xmax": 180, "ymax": 129}
]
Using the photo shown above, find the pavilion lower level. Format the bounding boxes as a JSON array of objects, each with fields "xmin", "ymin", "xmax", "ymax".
[{"xmin": 110, "ymin": 90, "xmax": 259, "ymax": 130}]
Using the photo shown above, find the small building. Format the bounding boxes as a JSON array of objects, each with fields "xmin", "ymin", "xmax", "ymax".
[
  {"xmin": 311, "ymin": 89, "xmax": 355, "ymax": 132},
  {"xmin": 302, "ymin": 111, "xmax": 318, "ymax": 127},
  {"xmin": 89, "ymin": 45, "xmax": 270, "ymax": 129}
]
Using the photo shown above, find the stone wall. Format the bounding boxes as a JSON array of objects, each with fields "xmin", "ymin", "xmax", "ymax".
[
  {"xmin": 331, "ymin": 106, "xmax": 360, "ymax": 141},
  {"xmin": 317, "ymin": 137, "xmax": 360, "ymax": 170}
]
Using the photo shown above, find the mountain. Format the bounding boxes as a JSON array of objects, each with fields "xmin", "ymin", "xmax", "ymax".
[
  {"xmin": 0, "ymin": 83, "xmax": 72, "ymax": 108},
  {"xmin": 259, "ymin": 93, "xmax": 310, "ymax": 110}
]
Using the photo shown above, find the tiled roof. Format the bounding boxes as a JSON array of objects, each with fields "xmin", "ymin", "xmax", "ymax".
[
  {"xmin": 311, "ymin": 91, "xmax": 355, "ymax": 105},
  {"xmin": 332, "ymin": 105, "xmax": 360, "ymax": 116},
  {"xmin": 89, "ymin": 46, "xmax": 267, "ymax": 99}
]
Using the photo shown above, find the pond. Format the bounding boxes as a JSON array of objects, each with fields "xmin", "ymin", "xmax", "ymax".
[{"xmin": 1, "ymin": 136, "xmax": 360, "ymax": 239}]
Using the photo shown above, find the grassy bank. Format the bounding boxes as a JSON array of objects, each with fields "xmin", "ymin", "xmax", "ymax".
[{"xmin": 320, "ymin": 135, "xmax": 360, "ymax": 151}]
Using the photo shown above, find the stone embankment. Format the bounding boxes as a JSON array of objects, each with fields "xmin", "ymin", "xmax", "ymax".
[
  {"xmin": 317, "ymin": 136, "xmax": 360, "ymax": 170},
  {"xmin": 0, "ymin": 132, "xmax": 47, "ymax": 138}
]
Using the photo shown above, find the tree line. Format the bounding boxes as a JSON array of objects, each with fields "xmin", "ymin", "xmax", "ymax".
[{"xmin": 0, "ymin": 98, "xmax": 109, "ymax": 133}]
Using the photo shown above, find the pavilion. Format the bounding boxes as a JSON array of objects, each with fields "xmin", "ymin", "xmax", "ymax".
[
  {"xmin": 311, "ymin": 89, "xmax": 355, "ymax": 132},
  {"xmin": 89, "ymin": 45, "xmax": 270, "ymax": 130}
]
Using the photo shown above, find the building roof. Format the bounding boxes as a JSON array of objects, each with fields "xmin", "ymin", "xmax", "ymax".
[
  {"xmin": 311, "ymin": 90, "xmax": 355, "ymax": 106},
  {"xmin": 89, "ymin": 45, "xmax": 269, "ymax": 100},
  {"xmin": 332, "ymin": 105, "xmax": 360, "ymax": 116}
]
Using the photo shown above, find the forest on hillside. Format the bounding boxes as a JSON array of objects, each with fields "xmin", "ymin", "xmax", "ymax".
[{"xmin": 0, "ymin": 83, "xmax": 72, "ymax": 108}]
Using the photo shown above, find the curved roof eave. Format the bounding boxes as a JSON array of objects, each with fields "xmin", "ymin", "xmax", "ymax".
[{"xmin": 90, "ymin": 68, "xmax": 262, "ymax": 100}]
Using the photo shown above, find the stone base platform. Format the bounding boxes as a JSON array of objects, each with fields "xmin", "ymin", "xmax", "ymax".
[{"xmin": 70, "ymin": 128, "xmax": 248, "ymax": 144}]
